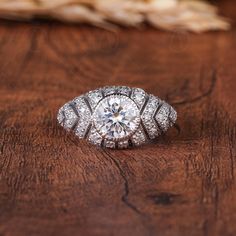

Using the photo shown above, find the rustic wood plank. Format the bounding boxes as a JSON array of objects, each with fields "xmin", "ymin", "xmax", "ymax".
[{"xmin": 0, "ymin": 1, "xmax": 236, "ymax": 236}]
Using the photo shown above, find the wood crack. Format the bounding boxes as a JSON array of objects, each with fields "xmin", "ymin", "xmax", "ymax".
[
  {"xmin": 104, "ymin": 150, "xmax": 143, "ymax": 215},
  {"xmin": 102, "ymin": 150, "xmax": 154, "ymax": 236},
  {"xmin": 172, "ymin": 68, "xmax": 217, "ymax": 106}
]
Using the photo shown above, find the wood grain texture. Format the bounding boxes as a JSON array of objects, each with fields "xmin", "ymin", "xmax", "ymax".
[{"xmin": 0, "ymin": 1, "xmax": 235, "ymax": 236}]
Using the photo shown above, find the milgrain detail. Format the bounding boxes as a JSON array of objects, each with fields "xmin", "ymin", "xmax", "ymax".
[{"xmin": 57, "ymin": 86, "xmax": 177, "ymax": 148}]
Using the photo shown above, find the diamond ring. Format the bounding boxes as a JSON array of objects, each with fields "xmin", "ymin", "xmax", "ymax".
[{"xmin": 57, "ymin": 86, "xmax": 177, "ymax": 149}]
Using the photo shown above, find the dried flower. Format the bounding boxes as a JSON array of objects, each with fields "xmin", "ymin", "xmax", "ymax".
[{"xmin": 0, "ymin": 0, "xmax": 230, "ymax": 32}]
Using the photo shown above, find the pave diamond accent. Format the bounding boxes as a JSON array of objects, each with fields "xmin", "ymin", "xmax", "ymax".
[
  {"xmin": 141, "ymin": 95, "xmax": 162, "ymax": 139},
  {"xmin": 104, "ymin": 140, "xmax": 116, "ymax": 148},
  {"xmin": 87, "ymin": 126, "xmax": 103, "ymax": 146},
  {"xmin": 57, "ymin": 103, "xmax": 78, "ymax": 131},
  {"xmin": 155, "ymin": 103, "xmax": 172, "ymax": 132},
  {"xmin": 169, "ymin": 106, "xmax": 177, "ymax": 124},
  {"xmin": 116, "ymin": 86, "xmax": 131, "ymax": 96},
  {"xmin": 93, "ymin": 95, "xmax": 140, "ymax": 141},
  {"xmin": 103, "ymin": 86, "xmax": 117, "ymax": 96},
  {"xmin": 86, "ymin": 89, "xmax": 103, "ymax": 110},
  {"xmin": 57, "ymin": 106, "xmax": 65, "ymax": 124},
  {"xmin": 118, "ymin": 140, "xmax": 129, "ymax": 149},
  {"xmin": 131, "ymin": 126, "xmax": 146, "ymax": 146},
  {"xmin": 131, "ymin": 88, "xmax": 147, "ymax": 109},
  {"xmin": 73, "ymin": 96, "xmax": 91, "ymax": 138}
]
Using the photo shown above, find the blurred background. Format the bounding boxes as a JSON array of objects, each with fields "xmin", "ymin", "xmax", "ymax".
[
  {"xmin": 0, "ymin": 0, "xmax": 231, "ymax": 32},
  {"xmin": 0, "ymin": 1, "xmax": 236, "ymax": 236}
]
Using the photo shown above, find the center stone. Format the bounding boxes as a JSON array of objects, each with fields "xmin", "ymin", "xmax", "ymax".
[{"xmin": 93, "ymin": 95, "xmax": 140, "ymax": 141}]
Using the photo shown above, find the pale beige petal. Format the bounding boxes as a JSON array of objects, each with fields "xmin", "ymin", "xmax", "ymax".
[{"xmin": 0, "ymin": 0, "xmax": 230, "ymax": 32}]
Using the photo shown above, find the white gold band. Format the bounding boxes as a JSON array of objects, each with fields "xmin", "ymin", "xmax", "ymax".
[{"xmin": 57, "ymin": 86, "xmax": 177, "ymax": 149}]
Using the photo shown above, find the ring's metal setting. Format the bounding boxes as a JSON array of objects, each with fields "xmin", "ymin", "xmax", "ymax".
[{"xmin": 57, "ymin": 86, "xmax": 177, "ymax": 149}]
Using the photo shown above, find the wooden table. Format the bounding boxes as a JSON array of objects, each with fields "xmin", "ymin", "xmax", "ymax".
[{"xmin": 0, "ymin": 1, "xmax": 235, "ymax": 235}]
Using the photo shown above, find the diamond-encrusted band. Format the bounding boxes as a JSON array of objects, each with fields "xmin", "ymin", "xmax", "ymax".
[{"xmin": 57, "ymin": 86, "xmax": 177, "ymax": 149}]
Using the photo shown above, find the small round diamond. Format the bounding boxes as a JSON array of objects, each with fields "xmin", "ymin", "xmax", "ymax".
[{"xmin": 93, "ymin": 95, "xmax": 140, "ymax": 141}]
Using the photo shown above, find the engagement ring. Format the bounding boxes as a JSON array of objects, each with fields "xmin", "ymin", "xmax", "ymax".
[{"xmin": 57, "ymin": 86, "xmax": 177, "ymax": 149}]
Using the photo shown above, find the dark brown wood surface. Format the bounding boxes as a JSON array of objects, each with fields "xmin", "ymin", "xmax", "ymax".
[{"xmin": 0, "ymin": 1, "xmax": 236, "ymax": 236}]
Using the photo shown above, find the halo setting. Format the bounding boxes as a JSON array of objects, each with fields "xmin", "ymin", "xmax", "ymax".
[{"xmin": 93, "ymin": 95, "xmax": 140, "ymax": 141}]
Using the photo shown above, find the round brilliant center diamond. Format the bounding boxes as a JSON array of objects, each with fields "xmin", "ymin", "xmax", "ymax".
[{"xmin": 93, "ymin": 95, "xmax": 140, "ymax": 141}]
